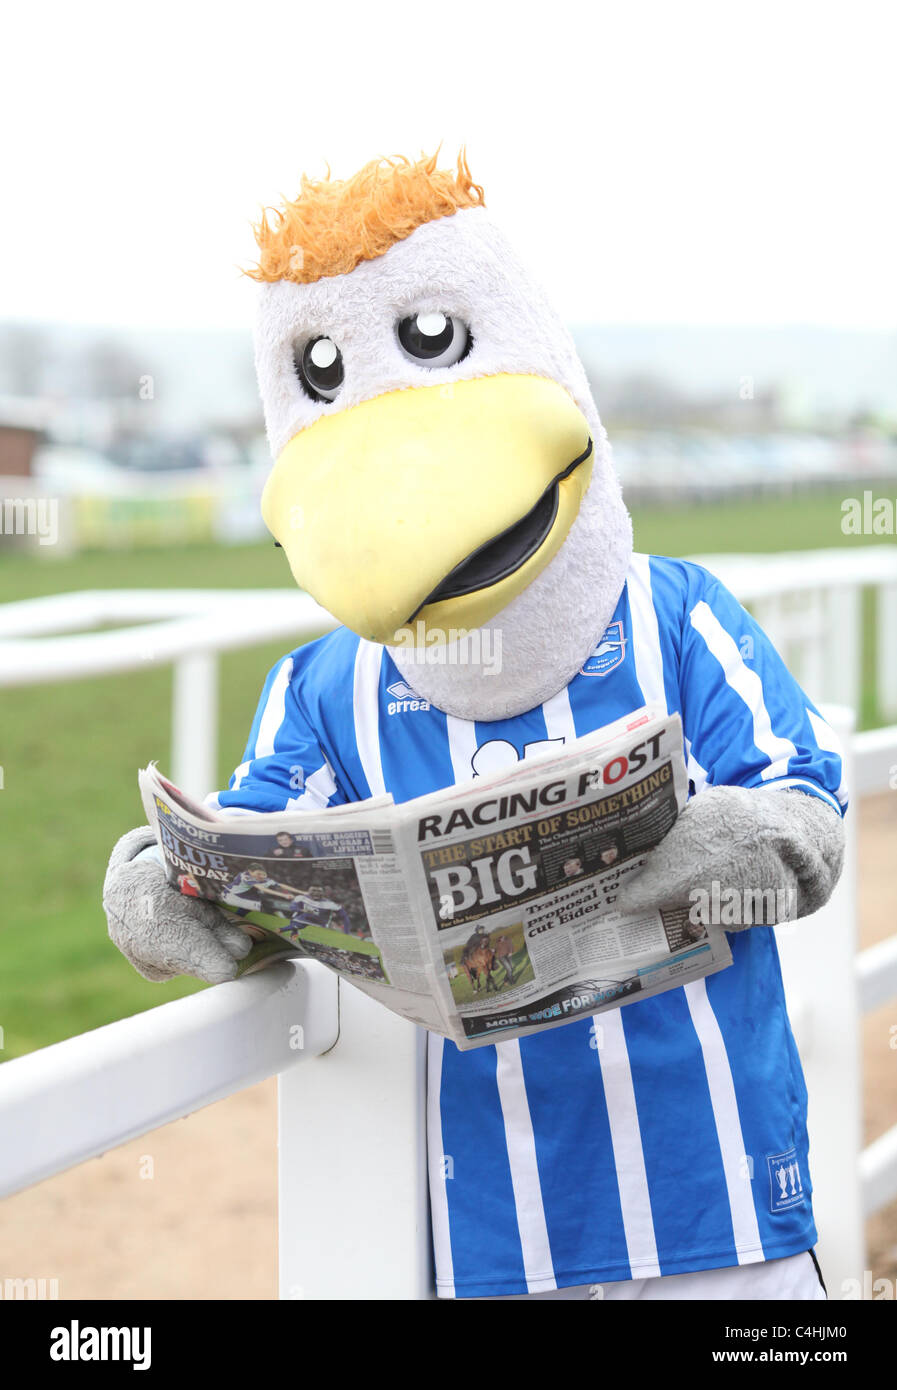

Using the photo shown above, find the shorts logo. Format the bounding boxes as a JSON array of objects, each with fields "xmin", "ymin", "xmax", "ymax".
[
  {"xmin": 767, "ymin": 1148, "xmax": 806, "ymax": 1212},
  {"xmin": 581, "ymin": 621, "xmax": 626, "ymax": 677}
]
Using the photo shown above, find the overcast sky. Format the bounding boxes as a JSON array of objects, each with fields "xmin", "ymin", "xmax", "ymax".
[{"xmin": 3, "ymin": 0, "xmax": 895, "ymax": 332}]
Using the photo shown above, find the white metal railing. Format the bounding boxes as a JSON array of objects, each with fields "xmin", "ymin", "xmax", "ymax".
[{"xmin": 0, "ymin": 554, "xmax": 896, "ymax": 1299}]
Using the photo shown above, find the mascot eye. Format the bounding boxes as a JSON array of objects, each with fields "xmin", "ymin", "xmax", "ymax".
[
  {"xmin": 397, "ymin": 311, "xmax": 470, "ymax": 367},
  {"xmin": 297, "ymin": 336, "xmax": 344, "ymax": 401}
]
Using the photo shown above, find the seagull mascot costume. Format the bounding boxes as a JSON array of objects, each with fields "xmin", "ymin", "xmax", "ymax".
[{"xmin": 105, "ymin": 153, "xmax": 845, "ymax": 1302}]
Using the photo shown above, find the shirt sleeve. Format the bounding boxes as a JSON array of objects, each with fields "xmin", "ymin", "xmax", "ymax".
[
  {"xmin": 206, "ymin": 654, "xmax": 349, "ymax": 816},
  {"xmin": 678, "ymin": 564, "xmax": 848, "ymax": 817}
]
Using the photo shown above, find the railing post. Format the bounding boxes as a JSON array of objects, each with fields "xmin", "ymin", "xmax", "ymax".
[
  {"xmin": 878, "ymin": 582, "xmax": 897, "ymax": 721},
  {"xmin": 753, "ymin": 594, "xmax": 785, "ymax": 667},
  {"xmin": 799, "ymin": 587, "xmax": 827, "ymax": 706},
  {"xmin": 774, "ymin": 705, "xmax": 865, "ymax": 1298},
  {"xmin": 278, "ymin": 979, "xmax": 433, "ymax": 1300},
  {"xmin": 172, "ymin": 649, "xmax": 219, "ymax": 799},
  {"xmin": 825, "ymin": 587, "xmax": 862, "ymax": 713}
]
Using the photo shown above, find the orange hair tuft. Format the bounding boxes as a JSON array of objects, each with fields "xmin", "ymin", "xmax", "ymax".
[{"xmin": 247, "ymin": 150, "xmax": 485, "ymax": 286}]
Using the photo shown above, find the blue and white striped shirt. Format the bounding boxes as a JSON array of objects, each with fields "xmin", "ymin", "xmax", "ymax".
[{"xmin": 211, "ymin": 555, "xmax": 846, "ymax": 1297}]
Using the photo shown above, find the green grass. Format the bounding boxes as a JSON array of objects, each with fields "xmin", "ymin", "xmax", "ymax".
[
  {"xmin": 630, "ymin": 485, "xmax": 876, "ymax": 558},
  {"xmin": 0, "ymin": 537, "xmax": 293, "ymax": 604},
  {"xmin": 0, "ymin": 490, "xmax": 892, "ymax": 1058}
]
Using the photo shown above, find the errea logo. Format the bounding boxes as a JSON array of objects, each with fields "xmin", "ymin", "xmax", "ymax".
[{"xmin": 387, "ymin": 680, "xmax": 430, "ymax": 716}]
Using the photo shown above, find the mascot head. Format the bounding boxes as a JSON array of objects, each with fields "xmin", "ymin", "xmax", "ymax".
[{"xmin": 250, "ymin": 152, "xmax": 632, "ymax": 721}]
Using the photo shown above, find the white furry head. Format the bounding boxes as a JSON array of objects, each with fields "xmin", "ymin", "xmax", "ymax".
[{"xmin": 254, "ymin": 203, "xmax": 633, "ymax": 721}]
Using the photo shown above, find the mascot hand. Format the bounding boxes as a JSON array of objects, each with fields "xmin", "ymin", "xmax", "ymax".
[
  {"xmin": 103, "ymin": 826, "xmax": 252, "ymax": 983},
  {"xmin": 612, "ymin": 785, "xmax": 844, "ymax": 928}
]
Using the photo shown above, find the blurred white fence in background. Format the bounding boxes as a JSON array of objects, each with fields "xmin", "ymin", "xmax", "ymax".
[
  {"xmin": 1, "ymin": 547, "xmax": 894, "ymax": 793},
  {"xmin": 0, "ymin": 548, "xmax": 895, "ymax": 1299},
  {"xmin": 693, "ymin": 547, "xmax": 897, "ymax": 721}
]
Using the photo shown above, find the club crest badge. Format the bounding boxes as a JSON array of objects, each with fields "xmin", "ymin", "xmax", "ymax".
[{"xmin": 581, "ymin": 621, "xmax": 626, "ymax": 677}]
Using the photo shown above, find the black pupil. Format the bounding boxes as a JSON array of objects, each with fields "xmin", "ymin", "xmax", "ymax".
[
  {"xmin": 301, "ymin": 338, "xmax": 343, "ymax": 394},
  {"xmin": 399, "ymin": 314, "xmax": 454, "ymax": 359}
]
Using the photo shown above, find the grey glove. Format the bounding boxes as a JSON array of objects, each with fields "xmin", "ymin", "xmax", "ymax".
[
  {"xmin": 103, "ymin": 826, "xmax": 253, "ymax": 983},
  {"xmin": 612, "ymin": 785, "xmax": 845, "ymax": 928}
]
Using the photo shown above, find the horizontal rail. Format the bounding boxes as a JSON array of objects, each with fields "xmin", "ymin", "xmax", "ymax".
[
  {"xmin": 689, "ymin": 547, "xmax": 897, "ymax": 600},
  {"xmin": 0, "ymin": 591, "xmax": 337, "ymax": 686},
  {"xmin": 857, "ymin": 934, "xmax": 897, "ymax": 1016},
  {"xmin": 0, "ymin": 589, "xmax": 311, "ymax": 638},
  {"xmin": 0, "ymin": 961, "xmax": 338, "ymax": 1199},
  {"xmin": 852, "ymin": 726, "xmax": 897, "ymax": 798}
]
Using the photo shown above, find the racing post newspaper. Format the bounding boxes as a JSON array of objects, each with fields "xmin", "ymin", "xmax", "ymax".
[{"xmin": 139, "ymin": 704, "xmax": 732, "ymax": 1051}]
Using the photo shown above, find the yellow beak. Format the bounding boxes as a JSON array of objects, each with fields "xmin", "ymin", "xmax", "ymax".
[{"xmin": 261, "ymin": 373, "xmax": 593, "ymax": 645}]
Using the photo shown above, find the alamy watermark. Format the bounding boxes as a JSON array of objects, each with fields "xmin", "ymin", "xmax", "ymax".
[
  {"xmin": 391, "ymin": 620, "xmax": 502, "ymax": 675},
  {"xmin": 841, "ymin": 1271, "xmax": 896, "ymax": 1299},
  {"xmin": 50, "ymin": 1322, "xmax": 151, "ymax": 1370},
  {"xmin": 1, "ymin": 1276, "xmax": 59, "ymax": 1299},
  {"xmin": 0, "ymin": 496, "xmax": 58, "ymax": 546},
  {"xmin": 689, "ymin": 880, "xmax": 796, "ymax": 927},
  {"xmin": 840, "ymin": 491, "xmax": 897, "ymax": 535}
]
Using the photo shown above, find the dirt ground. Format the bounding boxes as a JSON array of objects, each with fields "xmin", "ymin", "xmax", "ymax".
[{"xmin": 1, "ymin": 796, "xmax": 895, "ymax": 1301}]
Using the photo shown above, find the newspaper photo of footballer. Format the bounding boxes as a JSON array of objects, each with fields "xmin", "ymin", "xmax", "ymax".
[
  {"xmin": 172, "ymin": 847, "xmax": 371, "ymax": 943},
  {"xmin": 219, "ymin": 858, "xmax": 368, "ymax": 936},
  {"xmin": 219, "ymin": 857, "xmax": 392, "ymax": 985}
]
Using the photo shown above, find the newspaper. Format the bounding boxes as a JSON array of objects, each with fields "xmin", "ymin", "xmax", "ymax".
[{"xmin": 139, "ymin": 704, "xmax": 732, "ymax": 1050}]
